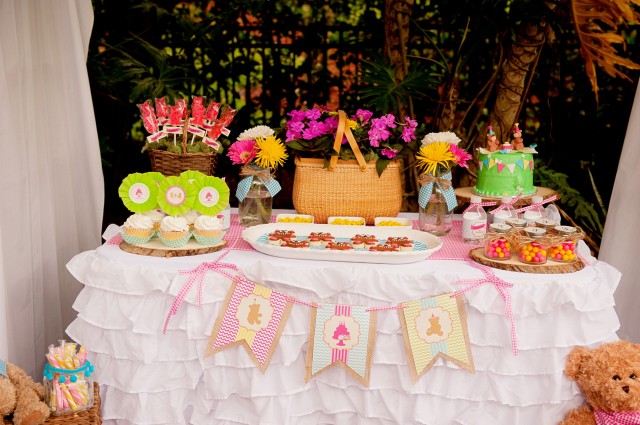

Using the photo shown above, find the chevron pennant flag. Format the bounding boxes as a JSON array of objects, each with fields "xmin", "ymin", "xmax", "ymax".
[
  {"xmin": 205, "ymin": 280, "xmax": 292, "ymax": 372},
  {"xmin": 306, "ymin": 304, "xmax": 377, "ymax": 386},
  {"xmin": 0, "ymin": 359, "xmax": 6, "ymax": 377},
  {"xmin": 398, "ymin": 293, "xmax": 475, "ymax": 383}
]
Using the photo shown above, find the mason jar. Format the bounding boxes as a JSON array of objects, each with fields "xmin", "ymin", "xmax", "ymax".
[
  {"xmin": 549, "ymin": 225, "xmax": 579, "ymax": 263},
  {"xmin": 43, "ymin": 361, "xmax": 95, "ymax": 415},
  {"xmin": 484, "ymin": 223, "xmax": 512, "ymax": 261},
  {"xmin": 517, "ymin": 227, "xmax": 548, "ymax": 265}
]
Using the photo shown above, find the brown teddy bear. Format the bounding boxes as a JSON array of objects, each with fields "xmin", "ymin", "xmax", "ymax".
[
  {"xmin": 561, "ymin": 340, "xmax": 640, "ymax": 425},
  {"xmin": 0, "ymin": 360, "xmax": 50, "ymax": 425}
]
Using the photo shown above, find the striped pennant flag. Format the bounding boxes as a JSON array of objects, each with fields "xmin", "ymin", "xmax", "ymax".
[
  {"xmin": 398, "ymin": 293, "xmax": 475, "ymax": 383},
  {"xmin": 306, "ymin": 304, "xmax": 377, "ymax": 387},
  {"xmin": 205, "ymin": 280, "xmax": 292, "ymax": 372}
]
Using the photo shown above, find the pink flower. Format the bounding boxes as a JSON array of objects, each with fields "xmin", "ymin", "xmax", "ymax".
[
  {"xmin": 305, "ymin": 108, "xmax": 322, "ymax": 120},
  {"xmin": 381, "ymin": 148, "xmax": 399, "ymax": 159},
  {"xmin": 382, "ymin": 114, "xmax": 397, "ymax": 128},
  {"xmin": 401, "ymin": 126, "xmax": 416, "ymax": 143},
  {"xmin": 405, "ymin": 116, "xmax": 418, "ymax": 128},
  {"xmin": 227, "ymin": 139, "xmax": 257, "ymax": 165},
  {"xmin": 288, "ymin": 110, "xmax": 307, "ymax": 122},
  {"xmin": 450, "ymin": 144, "xmax": 472, "ymax": 168},
  {"xmin": 356, "ymin": 109, "xmax": 373, "ymax": 123}
]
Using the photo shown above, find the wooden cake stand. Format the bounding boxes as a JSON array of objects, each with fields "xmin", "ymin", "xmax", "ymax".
[
  {"xmin": 455, "ymin": 186, "xmax": 558, "ymax": 204},
  {"xmin": 469, "ymin": 247, "xmax": 584, "ymax": 274},
  {"xmin": 120, "ymin": 238, "xmax": 227, "ymax": 258}
]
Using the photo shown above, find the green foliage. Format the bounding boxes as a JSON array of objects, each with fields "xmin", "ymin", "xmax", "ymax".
[{"xmin": 534, "ymin": 161, "xmax": 604, "ymax": 237}]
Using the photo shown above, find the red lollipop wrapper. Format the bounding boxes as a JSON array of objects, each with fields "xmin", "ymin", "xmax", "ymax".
[{"xmin": 137, "ymin": 100, "xmax": 158, "ymax": 134}]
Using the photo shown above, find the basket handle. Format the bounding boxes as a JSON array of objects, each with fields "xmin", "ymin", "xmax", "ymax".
[
  {"xmin": 329, "ymin": 110, "xmax": 367, "ymax": 171},
  {"xmin": 181, "ymin": 116, "xmax": 190, "ymax": 155}
]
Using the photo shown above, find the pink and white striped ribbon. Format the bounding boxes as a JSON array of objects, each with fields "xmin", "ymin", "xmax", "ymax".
[
  {"xmin": 365, "ymin": 305, "xmax": 406, "ymax": 312},
  {"xmin": 451, "ymin": 259, "xmax": 518, "ymax": 355},
  {"xmin": 163, "ymin": 251, "xmax": 241, "ymax": 333},
  {"xmin": 489, "ymin": 194, "xmax": 522, "ymax": 214},
  {"xmin": 514, "ymin": 194, "xmax": 558, "ymax": 213},
  {"xmin": 286, "ymin": 297, "xmax": 319, "ymax": 309},
  {"xmin": 462, "ymin": 200, "xmax": 498, "ymax": 215}
]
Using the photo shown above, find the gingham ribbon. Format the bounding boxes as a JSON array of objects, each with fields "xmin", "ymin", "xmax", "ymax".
[
  {"xmin": 451, "ymin": 259, "xmax": 518, "ymax": 355},
  {"xmin": 163, "ymin": 251, "xmax": 242, "ymax": 333},
  {"xmin": 0, "ymin": 359, "xmax": 7, "ymax": 377},
  {"xmin": 286, "ymin": 296, "xmax": 319, "ymax": 308},
  {"xmin": 489, "ymin": 195, "xmax": 522, "ymax": 214},
  {"xmin": 462, "ymin": 200, "xmax": 497, "ymax": 215},
  {"xmin": 594, "ymin": 410, "xmax": 640, "ymax": 425},
  {"xmin": 514, "ymin": 195, "xmax": 558, "ymax": 213},
  {"xmin": 418, "ymin": 171, "xmax": 458, "ymax": 212},
  {"xmin": 236, "ymin": 166, "xmax": 282, "ymax": 201}
]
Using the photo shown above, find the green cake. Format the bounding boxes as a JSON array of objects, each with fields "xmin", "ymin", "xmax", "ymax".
[{"xmin": 474, "ymin": 148, "xmax": 537, "ymax": 197}]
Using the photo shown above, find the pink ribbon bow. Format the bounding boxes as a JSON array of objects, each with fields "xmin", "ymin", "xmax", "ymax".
[
  {"xmin": 462, "ymin": 200, "xmax": 498, "ymax": 215},
  {"xmin": 594, "ymin": 410, "xmax": 640, "ymax": 425},
  {"xmin": 514, "ymin": 194, "xmax": 558, "ymax": 213},
  {"xmin": 163, "ymin": 251, "xmax": 241, "ymax": 333},
  {"xmin": 451, "ymin": 259, "xmax": 518, "ymax": 355},
  {"xmin": 489, "ymin": 195, "xmax": 522, "ymax": 214}
]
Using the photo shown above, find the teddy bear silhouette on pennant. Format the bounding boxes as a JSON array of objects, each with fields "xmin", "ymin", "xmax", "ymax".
[
  {"xmin": 246, "ymin": 301, "xmax": 262, "ymax": 325},
  {"xmin": 426, "ymin": 315, "xmax": 443, "ymax": 337}
]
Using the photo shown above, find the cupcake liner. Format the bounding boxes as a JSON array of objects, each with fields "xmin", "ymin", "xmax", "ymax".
[
  {"xmin": 193, "ymin": 232, "xmax": 224, "ymax": 246},
  {"xmin": 121, "ymin": 232, "xmax": 153, "ymax": 245},
  {"xmin": 159, "ymin": 231, "xmax": 192, "ymax": 248},
  {"xmin": 123, "ymin": 226, "xmax": 154, "ymax": 238}
]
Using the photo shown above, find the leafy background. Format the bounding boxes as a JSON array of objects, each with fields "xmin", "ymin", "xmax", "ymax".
[{"xmin": 89, "ymin": 0, "xmax": 640, "ymax": 254}]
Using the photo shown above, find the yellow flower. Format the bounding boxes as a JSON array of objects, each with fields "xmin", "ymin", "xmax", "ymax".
[
  {"xmin": 415, "ymin": 142, "xmax": 455, "ymax": 175},
  {"xmin": 347, "ymin": 119, "xmax": 358, "ymax": 130},
  {"xmin": 255, "ymin": 136, "xmax": 288, "ymax": 169}
]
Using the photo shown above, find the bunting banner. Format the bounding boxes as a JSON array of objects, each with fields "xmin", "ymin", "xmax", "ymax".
[
  {"xmin": 516, "ymin": 158, "xmax": 525, "ymax": 169},
  {"xmin": 306, "ymin": 304, "xmax": 377, "ymax": 387},
  {"xmin": 507, "ymin": 163, "xmax": 516, "ymax": 174},
  {"xmin": 398, "ymin": 293, "xmax": 475, "ymax": 383},
  {"xmin": 205, "ymin": 279, "xmax": 293, "ymax": 372},
  {"xmin": 522, "ymin": 158, "xmax": 530, "ymax": 170},
  {"xmin": 489, "ymin": 158, "xmax": 496, "ymax": 169},
  {"xmin": 0, "ymin": 359, "xmax": 6, "ymax": 377},
  {"xmin": 497, "ymin": 163, "xmax": 505, "ymax": 174}
]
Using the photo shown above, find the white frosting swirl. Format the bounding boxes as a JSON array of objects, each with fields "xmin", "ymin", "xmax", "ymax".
[
  {"xmin": 143, "ymin": 209, "xmax": 165, "ymax": 222},
  {"xmin": 160, "ymin": 216, "xmax": 189, "ymax": 232},
  {"xmin": 124, "ymin": 214, "xmax": 154, "ymax": 230},
  {"xmin": 179, "ymin": 209, "xmax": 199, "ymax": 225},
  {"xmin": 194, "ymin": 215, "xmax": 222, "ymax": 231}
]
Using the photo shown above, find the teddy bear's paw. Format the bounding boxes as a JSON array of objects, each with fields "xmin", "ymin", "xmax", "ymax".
[{"xmin": 14, "ymin": 406, "xmax": 49, "ymax": 425}]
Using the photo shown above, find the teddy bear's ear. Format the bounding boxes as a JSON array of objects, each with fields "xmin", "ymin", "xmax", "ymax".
[{"xmin": 565, "ymin": 346, "xmax": 591, "ymax": 380}]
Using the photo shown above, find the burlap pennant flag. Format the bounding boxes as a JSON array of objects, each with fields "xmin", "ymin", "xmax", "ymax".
[
  {"xmin": 398, "ymin": 293, "xmax": 474, "ymax": 383},
  {"xmin": 306, "ymin": 304, "xmax": 377, "ymax": 387},
  {"xmin": 205, "ymin": 279, "xmax": 292, "ymax": 372}
]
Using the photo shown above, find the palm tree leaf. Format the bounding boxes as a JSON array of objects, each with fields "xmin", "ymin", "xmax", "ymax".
[{"xmin": 572, "ymin": 0, "xmax": 640, "ymax": 101}]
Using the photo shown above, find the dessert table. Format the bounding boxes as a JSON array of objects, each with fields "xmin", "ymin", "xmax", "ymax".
[{"xmin": 64, "ymin": 212, "xmax": 621, "ymax": 425}]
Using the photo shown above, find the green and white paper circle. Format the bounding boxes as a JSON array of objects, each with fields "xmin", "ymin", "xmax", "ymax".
[
  {"xmin": 180, "ymin": 170, "xmax": 207, "ymax": 184},
  {"xmin": 157, "ymin": 176, "xmax": 196, "ymax": 216},
  {"xmin": 192, "ymin": 176, "xmax": 230, "ymax": 216},
  {"xmin": 118, "ymin": 173, "xmax": 159, "ymax": 213}
]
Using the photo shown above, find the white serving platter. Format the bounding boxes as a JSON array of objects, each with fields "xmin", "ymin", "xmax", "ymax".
[{"xmin": 241, "ymin": 223, "xmax": 442, "ymax": 264}]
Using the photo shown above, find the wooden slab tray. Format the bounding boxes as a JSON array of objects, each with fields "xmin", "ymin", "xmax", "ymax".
[
  {"xmin": 119, "ymin": 238, "xmax": 227, "ymax": 258},
  {"xmin": 469, "ymin": 247, "xmax": 585, "ymax": 274}
]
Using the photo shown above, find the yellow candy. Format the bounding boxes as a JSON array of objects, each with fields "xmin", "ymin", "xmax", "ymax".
[
  {"xmin": 532, "ymin": 247, "xmax": 539, "ymax": 253},
  {"xmin": 498, "ymin": 252, "xmax": 504, "ymax": 258},
  {"xmin": 541, "ymin": 250, "xmax": 547, "ymax": 256},
  {"xmin": 525, "ymin": 256, "xmax": 532, "ymax": 262}
]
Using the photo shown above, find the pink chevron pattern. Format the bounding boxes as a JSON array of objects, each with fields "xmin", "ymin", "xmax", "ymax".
[
  {"xmin": 251, "ymin": 287, "xmax": 289, "ymax": 366},
  {"xmin": 331, "ymin": 305, "xmax": 351, "ymax": 363},
  {"xmin": 212, "ymin": 280, "xmax": 290, "ymax": 367}
]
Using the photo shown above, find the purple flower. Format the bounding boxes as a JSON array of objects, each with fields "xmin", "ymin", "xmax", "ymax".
[
  {"xmin": 323, "ymin": 116, "xmax": 339, "ymax": 132},
  {"xmin": 402, "ymin": 127, "xmax": 416, "ymax": 143},
  {"xmin": 302, "ymin": 120, "xmax": 323, "ymax": 139},
  {"xmin": 382, "ymin": 114, "xmax": 397, "ymax": 128},
  {"xmin": 381, "ymin": 148, "xmax": 399, "ymax": 159},
  {"xmin": 305, "ymin": 108, "xmax": 322, "ymax": 120},
  {"xmin": 286, "ymin": 129, "xmax": 301, "ymax": 142},
  {"xmin": 356, "ymin": 109, "xmax": 373, "ymax": 123},
  {"xmin": 285, "ymin": 121, "xmax": 305, "ymax": 142},
  {"xmin": 288, "ymin": 110, "xmax": 307, "ymax": 122},
  {"xmin": 405, "ymin": 116, "xmax": 418, "ymax": 128}
]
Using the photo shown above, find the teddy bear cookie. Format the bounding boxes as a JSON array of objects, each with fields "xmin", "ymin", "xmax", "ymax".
[
  {"xmin": 560, "ymin": 340, "xmax": 640, "ymax": 425},
  {"xmin": 282, "ymin": 240, "xmax": 310, "ymax": 249},
  {"xmin": 369, "ymin": 244, "xmax": 399, "ymax": 252},
  {"xmin": 0, "ymin": 359, "xmax": 50, "ymax": 425},
  {"xmin": 309, "ymin": 232, "xmax": 334, "ymax": 246},
  {"xmin": 350, "ymin": 234, "xmax": 378, "ymax": 249},
  {"xmin": 386, "ymin": 236, "xmax": 415, "ymax": 252},
  {"xmin": 326, "ymin": 242, "xmax": 353, "ymax": 251},
  {"xmin": 267, "ymin": 230, "xmax": 296, "ymax": 245}
]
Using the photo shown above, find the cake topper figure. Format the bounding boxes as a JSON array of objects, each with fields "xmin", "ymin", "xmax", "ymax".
[
  {"xmin": 512, "ymin": 122, "xmax": 524, "ymax": 151},
  {"xmin": 332, "ymin": 322, "xmax": 351, "ymax": 347},
  {"xmin": 486, "ymin": 126, "xmax": 499, "ymax": 152}
]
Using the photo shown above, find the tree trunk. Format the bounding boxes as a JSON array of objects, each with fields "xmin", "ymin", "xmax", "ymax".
[
  {"xmin": 489, "ymin": 20, "xmax": 547, "ymax": 143},
  {"xmin": 384, "ymin": 0, "xmax": 418, "ymax": 212},
  {"xmin": 439, "ymin": 77, "xmax": 460, "ymax": 131}
]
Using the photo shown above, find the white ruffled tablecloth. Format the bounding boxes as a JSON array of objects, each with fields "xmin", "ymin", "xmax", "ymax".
[{"xmin": 65, "ymin": 218, "xmax": 621, "ymax": 425}]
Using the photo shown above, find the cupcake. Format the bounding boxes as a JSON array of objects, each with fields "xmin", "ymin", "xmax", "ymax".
[
  {"xmin": 193, "ymin": 215, "xmax": 224, "ymax": 245},
  {"xmin": 158, "ymin": 216, "xmax": 191, "ymax": 248},
  {"xmin": 121, "ymin": 213, "xmax": 154, "ymax": 244},
  {"xmin": 179, "ymin": 209, "xmax": 200, "ymax": 231},
  {"xmin": 143, "ymin": 209, "xmax": 165, "ymax": 231}
]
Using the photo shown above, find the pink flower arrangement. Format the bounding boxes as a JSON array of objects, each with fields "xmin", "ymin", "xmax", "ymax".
[
  {"xmin": 282, "ymin": 107, "xmax": 419, "ymax": 175},
  {"xmin": 227, "ymin": 139, "xmax": 257, "ymax": 165}
]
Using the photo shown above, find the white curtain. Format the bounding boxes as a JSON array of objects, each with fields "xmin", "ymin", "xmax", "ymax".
[
  {"xmin": 0, "ymin": 0, "xmax": 103, "ymax": 377},
  {"xmin": 600, "ymin": 81, "xmax": 640, "ymax": 342}
]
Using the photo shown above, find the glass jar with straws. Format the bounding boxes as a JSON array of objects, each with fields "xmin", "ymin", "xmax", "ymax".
[{"xmin": 43, "ymin": 341, "xmax": 94, "ymax": 415}]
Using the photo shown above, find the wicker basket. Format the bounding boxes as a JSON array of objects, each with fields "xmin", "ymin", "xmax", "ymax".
[
  {"xmin": 147, "ymin": 117, "xmax": 218, "ymax": 176},
  {"xmin": 291, "ymin": 111, "xmax": 402, "ymax": 224},
  {"xmin": 3, "ymin": 383, "xmax": 102, "ymax": 425}
]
